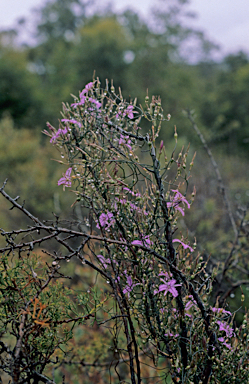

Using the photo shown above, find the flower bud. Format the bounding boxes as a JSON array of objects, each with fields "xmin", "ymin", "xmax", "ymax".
[{"xmin": 160, "ymin": 140, "xmax": 164, "ymax": 151}]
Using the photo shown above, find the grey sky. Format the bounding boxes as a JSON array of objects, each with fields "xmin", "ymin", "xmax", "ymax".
[{"xmin": 0, "ymin": 0, "xmax": 248, "ymax": 56}]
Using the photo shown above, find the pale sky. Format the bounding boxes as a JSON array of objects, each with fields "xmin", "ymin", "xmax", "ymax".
[{"xmin": 0, "ymin": 0, "xmax": 249, "ymax": 57}]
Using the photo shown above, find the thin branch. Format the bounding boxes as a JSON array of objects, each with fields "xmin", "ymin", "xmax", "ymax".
[{"xmin": 0, "ymin": 179, "xmax": 44, "ymax": 226}]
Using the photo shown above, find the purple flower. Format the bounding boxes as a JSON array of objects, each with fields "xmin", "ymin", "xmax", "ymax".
[
  {"xmin": 71, "ymin": 96, "xmax": 101, "ymax": 110},
  {"xmin": 72, "ymin": 82, "xmax": 102, "ymax": 110},
  {"xmin": 165, "ymin": 332, "xmax": 179, "ymax": 338},
  {"xmin": 96, "ymin": 212, "xmax": 115, "ymax": 230},
  {"xmin": 58, "ymin": 168, "xmax": 72, "ymax": 189},
  {"xmin": 116, "ymin": 105, "xmax": 135, "ymax": 120},
  {"xmin": 88, "ymin": 97, "xmax": 102, "ymax": 109},
  {"xmin": 131, "ymin": 235, "xmax": 152, "ymax": 247},
  {"xmin": 97, "ymin": 255, "xmax": 111, "ymax": 269},
  {"xmin": 123, "ymin": 275, "xmax": 139, "ymax": 297},
  {"xmin": 172, "ymin": 239, "xmax": 194, "ymax": 252},
  {"xmin": 159, "ymin": 140, "xmax": 164, "ymax": 152},
  {"xmin": 158, "ymin": 271, "xmax": 171, "ymax": 279},
  {"xmin": 185, "ymin": 295, "xmax": 197, "ymax": 311},
  {"xmin": 126, "ymin": 105, "xmax": 134, "ymax": 119},
  {"xmin": 79, "ymin": 82, "xmax": 94, "ymax": 97},
  {"xmin": 129, "ymin": 202, "xmax": 139, "ymax": 212},
  {"xmin": 71, "ymin": 99, "xmax": 86, "ymax": 108},
  {"xmin": 61, "ymin": 118, "xmax": 82, "ymax": 128},
  {"xmin": 171, "ymin": 190, "xmax": 190, "ymax": 208},
  {"xmin": 216, "ymin": 320, "xmax": 234, "ymax": 338},
  {"xmin": 117, "ymin": 198, "xmax": 127, "ymax": 205},
  {"xmin": 123, "ymin": 187, "xmax": 141, "ymax": 198},
  {"xmin": 115, "ymin": 191, "xmax": 148, "ymax": 216},
  {"xmin": 167, "ymin": 190, "xmax": 190, "ymax": 216},
  {"xmin": 119, "ymin": 135, "xmax": 132, "ymax": 151},
  {"xmin": 211, "ymin": 307, "xmax": 232, "ymax": 316},
  {"xmin": 154, "ymin": 276, "xmax": 181, "ymax": 298},
  {"xmin": 129, "ymin": 202, "xmax": 148, "ymax": 215},
  {"xmin": 50, "ymin": 126, "xmax": 68, "ymax": 143},
  {"xmin": 131, "ymin": 240, "xmax": 143, "ymax": 246},
  {"xmin": 218, "ymin": 337, "xmax": 233, "ymax": 350}
]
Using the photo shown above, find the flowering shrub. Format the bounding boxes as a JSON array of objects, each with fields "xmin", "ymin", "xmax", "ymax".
[{"xmin": 0, "ymin": 79, "xmax": 248, "ymax": 383}]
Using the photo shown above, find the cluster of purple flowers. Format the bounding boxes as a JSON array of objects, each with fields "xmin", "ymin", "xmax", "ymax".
[
  {"xmin": 96, "ymin": 212, "xmax": 115, "ymax": 230},
  {"xmin": 97, "ymin": 254, "xmax": 111, "ymax": 269},
  {"xmin": 119, "ymin": 135, "xmax": 132, "ymax": 151},
  {"xmin": 57, "ymin": 168, "xmax": 72, "ymax": 189},
  {"xmin": 167, "ymin": 189, "xmax": 190, "ymax": 216},
  {"xmin": 115, "ymin": 197, "xmax": 148, "ymax": 216},
  {"xmin": 116, "ymin": 105, "xmax": 134, "ymax": 120},
  {"xmin": 71, "ymin": 82, "xmax": 101, "ymax": 109},
  {"xmin": 49, "ymin": 119, "xmax": 82, "ymax": 143},
  {"xmin": 61, "ymin": 118, "xmax": 82, "ymax": 127},
  {"xmin": 50, "ymin": 125, "xmax": 68, "ymax": 144},
  {"xmin": 123, "ymin": 272, "xmax": 140, "ymax": 297}
]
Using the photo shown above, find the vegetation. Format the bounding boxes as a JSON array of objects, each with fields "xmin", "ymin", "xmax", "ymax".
[{"xmin": 0, "ymin": 0, "xmax": 248, "ymax": 382}]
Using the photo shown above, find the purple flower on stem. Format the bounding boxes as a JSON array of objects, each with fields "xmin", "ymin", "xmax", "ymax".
[
  {"xmin": 211, "ymin": 307, "xmax": 232, "ymax": 316},
  {"xmin": 119, "ymin": 135, "xmax": 132, "ymax": 151},
  {"xmin": 71, "ymin": 96, "xmax": 101, "ymax": 110},
  {"xmin": 117, "ymin": 198, "xmax": 127, "ymax": 205},
  {"xmin": 216, "ymin": 320, "xmax": 234, "ymax": 338},
  {"xmin": 126, "ymin": 105, "xmax": 134, "ymax": 119},
  {"xmin": 96, "ymin": 212, "xmax": 115, "ymax": 230},
  {"xmin": 123, "ymin": 187, "xmax": 141, "ymax": 198},
  {"xmin": 50, "ymin": 126, "xmax": 68, "ymax": 143},
  {"xmin": 123, "ymin": 275, "xmax": 139, "ymax": 297},
  {"xmin": 131, "ymin": 240, "xmax": 144, "ymax": 247},
  {"xmin": 172, "ymin": 239, "xmax": 194, "ymax": 252},
  {"xmin": 88, "ymin": 97, "xmax": 102, "ymax": 109},
  {"xmin": 61, "ymin": 118, "xmax": 82, "ymax": 128},
  {"xmin": 218, "ymin": 337, "xmax": 233, "ymax": 350},
  {"xmin": 116, "ymin": 105, "xmax": 135, "ymax": 120},
  {"xmin": 131, "ymin": 235, "xmax": 152, "ymax": 247},
  {"xmin": 58, "ymin": 168, "xmax": 72, "ymax": 189},
  {"xmin": 72, "ymin": 82, "xmax": 102, "ymax": 109},
  {"xmin": 154, "ymin": 276, "xmax": 181, "ymax": 298},
  {"xmin": 129, "ymin": 202, "xmax": 148, "ymax": 216},
  {"xmin": 79, "ymin": 82, "xmax": 94, "ymax": 97},
  {"xmin": 167, "ymin": 190, "xmax": 190, "ymax": 216},
  {"xmin": 165, "ymin": 332, "xmax": 179, "ymax": 338},
  {"xmin": 97, "ymin": 255, "xmax": 111, "ymax": 269},
  {"xmin": 71, "ymin": 99, "xmax": 85, "ymax": 108},
  {"xmin": 185, "ymin": 295, "xmax": 197, "ymax": 311},
  {"xmin": 159, "ymin": 140, "xmax": 164, "ymax": 153}
]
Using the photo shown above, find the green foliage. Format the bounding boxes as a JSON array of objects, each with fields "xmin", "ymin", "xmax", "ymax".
[
  {"xmin": 0, "ymin": 252, "xmax": 112, "ymax": 383},
  {"xmin": 0, "ymin": 38, "xmax": 41, "ymax": 127},
  {"xmin": 198, "ymin": 52, "xmax": 249, "ymax": 155}
]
